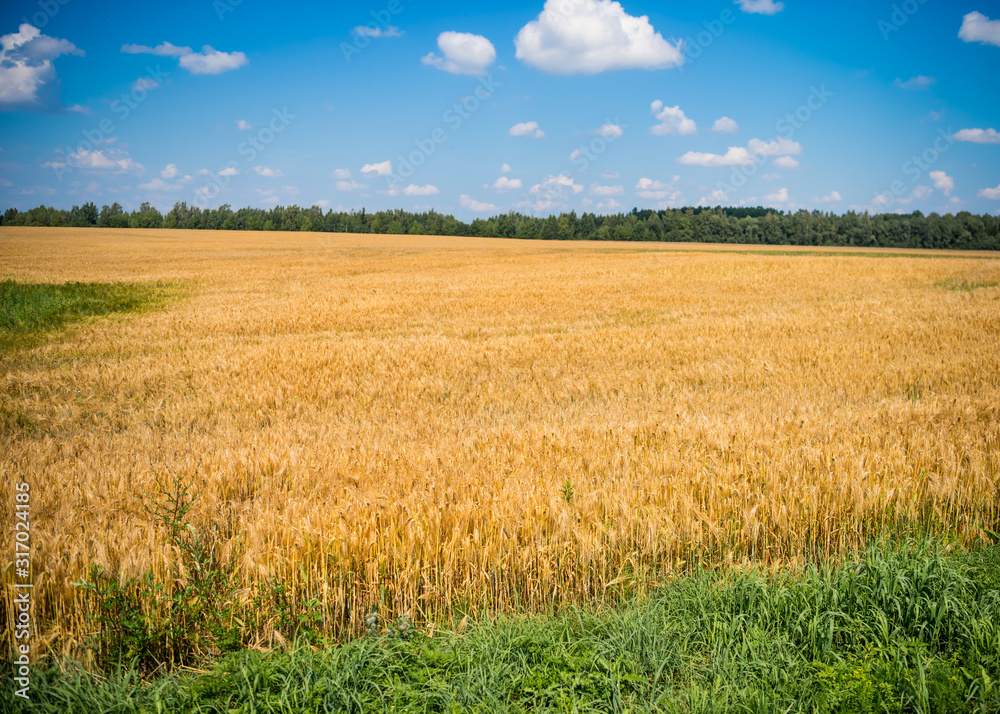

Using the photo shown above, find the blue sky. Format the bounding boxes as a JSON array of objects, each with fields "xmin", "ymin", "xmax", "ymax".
[{"xmin": 1, "ymin": 0, "xmax": 999, "ymax": 219}]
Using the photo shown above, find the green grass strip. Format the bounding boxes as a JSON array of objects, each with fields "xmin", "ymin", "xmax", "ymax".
[{"xmin": 7, "ymin": 538, "xmax": 1000, "ymax": 713}]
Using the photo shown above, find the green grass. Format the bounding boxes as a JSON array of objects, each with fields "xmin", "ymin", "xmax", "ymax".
[
  {"xmin": 933, "ymin": 277, "xmax": 999, "ymax": 291},
  {"xmin": 0, "ymin": 279, "xmax": 177, "ymax": 350},
  {"xmin": 6, "ymin": 538, "xmax": 999, "ymax": 713}
]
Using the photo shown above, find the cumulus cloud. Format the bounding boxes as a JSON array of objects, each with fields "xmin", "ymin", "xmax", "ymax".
[
  {"xmin": 929, "ymin": 170, "xmax": 953, "ymax": 196},
  {"xmin": 527, "ymin": 174, "xmax": 584, "ymax": 210},
  {"xmin": 737, "ymin": 0, "xmax": 785, "ymax": 15},
  {"xmin": 594, "ymin": 123, "xmax": 623, "ymax": 138},
  {"xmin": 500, "ymin": 163, "xmax": 512, "ymax": 173},
  {"xmin": 43, "ymin": 147, "xmax": 143, "ymax": 174},
  {"xmin": 422, "ymin": 32, "xmax": 496, "ymax": 76},
  {"xmin": 590, "ymin": 183, "xmax": 624, "ymax": 196},
  {"xmin": 650, "ymin": 101, "xmax": 696, "ymax": 135},
  {"xmin": 895, "ymin": 75, "xmax": 936, "ymax": 90},
  {"xmin": 336, "ymin": 179, "xmax": 365, "ymax": 192},
  {"xmin": 514, "ymin": 0, "xmax": 683, "ymax": 74},
  {"xmin": 237, "ymin": 119, "xmax": 252, "ymax": 130},
  {"xmin": 330, "ymin": 168, "xmax": 353, "ymax": 180},
  {"xmin": 161, "ymin": 163, "xmax": 179, "ymax": 179},
  {"xmin": 218, "ymin": 167, "xmax": 239, "ymax": 177},
  {"xmin": 361, "ymin": 160, "xmax": 393, "ymax": 177},
  {"xmin": 460, "ymin": 194, "xmax": 498, "ymax": 211},
  {"xmin": 510, "ymin": 121, "xmax": 545, "ymax": 138},
  {"xmin": 773, "ymin": 156, "xmax": 799, "ymax": 168},
  {"xmin": 121, "ymin": 41, "xmax": 247, "ymax": 75},
  {"xmin": 531, "ymin": 174, "xmax": 584, "ymax": 196},
  {"xmin": 979, "ymin": 183, "xmax": 1000, "ymax": 199},
  {"xmin": 595, "ymin": 198, "xmax": 623, "ymax": 213},
  {"xmin": 712, "ymin": 116, "xmax": 739, "ymax": 133},
  {"xmin": 954, "ymin": 127, "xmax": 1000, "ymax": 144},
  {"xmin": 402, "ymin": 184, "xmax": 439, "ymax": 196},
  {"xmin": 254, "ymin": 166, "xmax": 284, "ymax": 177},
  {"xmin": 678, "ymin": 136, "xmax": 802, "ymax": 167},
  {"xmin": 764, "ymin": 187, "xmax": 790, "ymax": 204},
  {"xmin": 959, "ymin": 11, "xmax": 1000, "ymax": 47},
  {"xmin": 636, "ymin": 178, "xmax": 672, "ymax": 199},
  {"xmin": 0, "ymin": 24, "xmax": 84, "ymax": 112},
  {"xmin": 494, "ymin": 176, "xmax": 522, "ymax": 190},
  {"xmin": 815, "ymin": 191, "xmax": 842, "ymax": 203}
]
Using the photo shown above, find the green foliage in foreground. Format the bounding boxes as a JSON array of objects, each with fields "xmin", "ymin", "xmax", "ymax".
[
  {"xmin": 0, "ymin": 280, "xmax": 175, "ymax": 349},
  {"xmin": 6, "ymin": 539, "xmax": 999, "ymax": 713}
]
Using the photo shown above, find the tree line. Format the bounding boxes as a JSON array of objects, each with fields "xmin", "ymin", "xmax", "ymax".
[{"xmin": 3, "ymin": 201, "xmax": 999, "ymax": 251}]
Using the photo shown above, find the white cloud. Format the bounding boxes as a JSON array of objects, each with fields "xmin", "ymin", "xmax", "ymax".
[
  {"xmin": 896, "ymin": 185, "xmax": 932, "ymax": 205},
  {"xmin": 237, "ymin": 119, "xmax": 252, "ymax": 130},
  {"xmin": 677, "ymin": 147, "xmax": 754, "ymax": 166},
  {"xmin": 361, "ymin": 160, "xmax": 393, "ymax": 177},
  {"xmin": 254, "ymin": 166, "xmax": 284, "ymax": 177},
  {"xmin": 460, "ymin": 194, "xmax": 498, "ymax": 211},
  {"xmin": 139, "ymin": 177, "xmax": 181, "ymax": 191},
  {"xmin": 895, "ymin": 75, "xmax": 936, "ymax": 90},
  {"xmin": 510, "ymin": 121, "xmax": 545, "ymax": 138},
  {"xmin": 636, "ymin": 177, "xmax": 671, "ymax": 199},
  {"xmin": 596, "ymin": 198, "xmax": 623, "ymax": 213},
  {"xmin": 929, "ymin": 170, "xmax": 953, "ymax": 196},
  {"xmin": 954, "ymin": 128, "xmax": 1000, "ymax": 144},
  {"xmin": 45, "ymin": 148, "xmax": 143, "ymax": 174},
  {"xmin": 602, "ymin": 170, "xmax": 620, "ymax": 179},
  {"xmin": 650, "ymin": 101, "xmax": 696, "ymax": 135},
  {"xmin": 402, "ymin": 184, "xmax": 439, "ymax": 196},
  {"xmin": 764, "ymin": 187, "xmax": 790, "ymax": 204},
  {"xmin": 132, "ymin": 76, "xmax": 159, "ymax": 91},
  {"xmin": 514, "ymin": 0, "xmax": 684, "ymax": 75},
  {"xmin": 218, "ymin": 167, "xmax": 239, "ymax": 177},
  {"xmin": 121, "ymin": 42, "xmax": 247, "ymax": 75},
  {"xmin": 422, "ymin": 32, "xmax": 496, "ymax": 76},
  {"xmin": 500, "ymin": 163, "xmax": 512, "ymax": 173},
  {"xmin": 531, "ymin": 174, "xmax": 584, "ymax": 195},
  {"xmin": 762, "ymin": 173, "xmax": 781, "ymax": 181},
  {"xmin": 596, "ymin": 123, "xmax": 624, "ymax": 138},
  {"xmin": 494, "ymin": 176, "xmax": 522, "ymax": 190},
  {"xmin": 736, "ymin": 0, "xmax": 784, "ymax": 15},
  {"xmin": 353, "ymin": 25, "xmax": 403, "ymax": 38},
  {"xmin": 0, "ymin": 23, "xmax": 84, "ymax": 112},
  {"xmin": 336, "ymin": 180, "xmax": 365, "ymax": 192},
  {"xmin": 330, "ymin": 168, "xmax": 352, "ymax": 180},
  {"xmin": 815, "ymin": 191, "xmax": 842, "ymax": 203},
  {"xmin": 590, "ymin": 183, "xmax": 624, "ymax": 196},
  {"xmin": 712, "ymin": 116, "xmax": 739, "ymax": 133},
  {"xmin": 747, "ymin": 137, "xmax": 802, "ymax": 156},
  {"xmin": 773, "ymin": 156, "xmax": 799, "ymax": 168},
  {"xmin": 161, "ymin": 163, "xmax": 179, "ymax": 179},
  {"xmin": 959, "ymin": 11, "xmax": 1000, "ymax": 47},
  {"xmin": 980, "ymin": 184, "xmax": 1000, "ymax": 199},
  {"xmin": 679, "ymin": 136, "xmax": 802, "ymax": 167}
]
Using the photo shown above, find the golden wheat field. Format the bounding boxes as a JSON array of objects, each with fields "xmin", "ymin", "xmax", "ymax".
[{"xmin": 2, "ymin": 226, "xmax": 999, "ymax": 657}]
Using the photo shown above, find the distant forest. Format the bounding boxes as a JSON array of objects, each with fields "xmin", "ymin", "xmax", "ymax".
[{"xmin": 3, "ymin": 201, "xmax": 999, "ymax": 251}]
